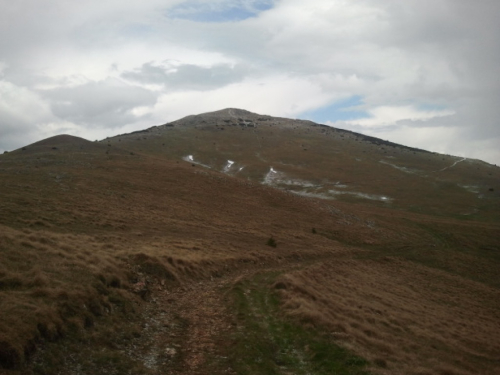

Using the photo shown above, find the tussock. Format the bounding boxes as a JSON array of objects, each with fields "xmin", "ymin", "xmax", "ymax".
[{"xmin": 274, "ymin": 258, "xmax": 500, "ymax": 374}]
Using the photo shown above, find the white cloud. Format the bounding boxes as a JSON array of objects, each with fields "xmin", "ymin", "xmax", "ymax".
[
  {"xmin": 358, "ymin": 124, "xmax": 500, "ymax": 166},
  {"xmin": 341, "ymin": 105, "xmax": 455, "ymax": 128},
  {"xmin": 149, "ymin": 74, "xmax": 334, "ymax": 123},
  {"xmin": 0, "ymin": 80, "xmax": 55, "ymax": 149},
  {"xmin": 0, "ymin": 81, "xmax": 52, "ymax": 128},
  {"xmin": 0, "ymin": 0, "xmax": 499, "ymax": 164}
]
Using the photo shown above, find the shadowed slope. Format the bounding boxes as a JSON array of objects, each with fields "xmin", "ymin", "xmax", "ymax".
[
  {"xmin": 29, "ymin": 134, "xmax": 92, "ymax": 147},
  {"xmin": 9, "ymin": 135, "xmax": 95, "ymax": 153}
]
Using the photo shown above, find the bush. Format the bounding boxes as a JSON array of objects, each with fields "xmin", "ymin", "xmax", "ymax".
[{"xmin": 266, "ymin": 237, "xmax": 277, "ymax": 248}]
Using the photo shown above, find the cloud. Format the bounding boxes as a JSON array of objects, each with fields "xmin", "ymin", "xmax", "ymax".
[
  {"xmin": 358, "ymin": 124, "xmax": 500, "ymax": 166},
  {"xmin": 0, "ymin": 80, "xmax": 54, "ymax": 151},
  {"xmin": 147, "ymin": 73, "xmax": 335, "ymax": 124},
  {"xmin": 0, "ymin": 0, "xmax": 499, "ymax": 164},
  {"xmin": 43, "ymin": 78, "xmax": 158, "ymax": 128},
  {"xmin": 342, "ymin": 105, "xmax": 455, "ymax": 128},
  {"xmin": 122, "ymin": 61, "xmax": 249, "ymax": 90}
]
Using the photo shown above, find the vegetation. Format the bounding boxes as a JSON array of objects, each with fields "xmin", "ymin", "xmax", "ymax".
[
  {"xmin": 223, "ymin": 272, "xmax": 369, "ymax": 375},
  {"xmin": 267, "ymin": 237, "xmax": 277, "ymax": 248},
  {"xmin": 0, "ymin": 109, "xmax": 498, "ymax": 374}
]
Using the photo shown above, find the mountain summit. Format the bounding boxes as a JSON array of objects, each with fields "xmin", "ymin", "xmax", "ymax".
[{"xmin": 107, "ymin": 108, "xmax": 499, "ymax": 218}]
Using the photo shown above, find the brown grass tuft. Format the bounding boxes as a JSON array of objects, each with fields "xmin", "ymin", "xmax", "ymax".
[{"xmin": 275, "ymin": 259, "xmax": 500, "ymax": 375}]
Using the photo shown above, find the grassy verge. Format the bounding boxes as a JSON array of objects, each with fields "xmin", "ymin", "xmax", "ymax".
[{"xmin": 219, "ymin": 272, "xmax": 369, "ymax": 375}]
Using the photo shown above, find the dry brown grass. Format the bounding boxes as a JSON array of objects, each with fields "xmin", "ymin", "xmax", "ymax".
[
  {"xmin": 110, "ymin": 110, "xmax": 500, "ymax": 220},
  {"xmin": 274, "ymin": 258, "xmax": 500, "ymax": 374},
  {"xmin": 0, "ymin": 224, "xmax": 137, "ymax": 368},
  {"xmin": 0, "ymin": 136, "xmax": 359, "ymax": 369},
  {"xmin": 0, "ymin": 115, "xmax": 499, "ymax": 373}
]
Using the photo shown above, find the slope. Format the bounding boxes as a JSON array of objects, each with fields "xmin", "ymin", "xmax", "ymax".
[
  {"xmin": 0, "ymin": 136, "xmax": 377, "ymax": 370},
  {"xmin": 0, "ymin": 109, "xmax": 499, "ymax": 374},
  {"xmin": 107, "ymin": 108, "xmax": 500, "ymax": 220}
]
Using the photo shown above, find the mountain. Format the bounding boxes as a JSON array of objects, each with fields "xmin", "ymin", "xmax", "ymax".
[
  {"xmin": 0, "ymin": 109, "xmax": 499, "ymax": 374},
  {"xmin": 107, "ymin": 108, "xmax": 499, "ymax": 219}
]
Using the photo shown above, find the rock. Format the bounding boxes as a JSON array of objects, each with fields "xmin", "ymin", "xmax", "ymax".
[
  {"xmin": 132, "ymin": 278, "xmax": 150, "ymax": 300},
  {"xmin": 165, "ymin": 347, "xmax": 177, "ymax": 357}
]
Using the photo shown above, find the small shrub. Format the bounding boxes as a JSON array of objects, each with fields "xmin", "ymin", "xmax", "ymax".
[
  {"xmin": 312, "ymin": 227, "xmax": 317, "ymax": 234},
  {"xmin": 267, "ymin": 237, "xmax": 277, "ymax": 248},
  {"xmin": 108, "ymin": 276, "xmax": 121, "ymax": 288}
]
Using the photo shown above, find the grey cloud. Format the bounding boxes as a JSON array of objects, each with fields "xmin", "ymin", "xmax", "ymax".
[
  {"xmin": 44, "ymin": 79, "xmax": 158, "ymax": 128},
  {"xmin": 379, "ymin": 0, "xmax": 500, "ymax": 82},
  {"xmin": 122, "ymin": 62, "xmax": 249, "ymax": 91},
  {"xmin": 449, "ymin": 96, "xmax": 500, "ymax": 140},
  {"xmin": 0, "ymin": 110, "xmax": 42, "ymax": 152},
  {"xmin": 1, "ymin": 0, "xmax": 499, "ymax": 164},
  {"xmin": 0, "ymin": 80, "xmax": 53, "ymax": 152}
]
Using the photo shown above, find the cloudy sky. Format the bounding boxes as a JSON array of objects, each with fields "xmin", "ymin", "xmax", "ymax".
[{"xmin": 1, "ymin": 0, "xmax": 499, "ymax": 164}]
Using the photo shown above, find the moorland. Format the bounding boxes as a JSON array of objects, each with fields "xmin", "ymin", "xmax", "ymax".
[{"xmin": 0, "ymin": 108, "xmax": 499, "ymax": 375}]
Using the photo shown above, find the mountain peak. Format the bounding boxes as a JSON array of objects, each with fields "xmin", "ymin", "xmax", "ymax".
[
  {"xmin": 29, "ymin": 134, "xmax": 92, "ymax": 147},
  {"xmin": 168, "ymin": 108, "xmax": 270, "ymax": 126},
  {"xmin": 7, "ymin": 134, "xmax": 101, "ymax": 155},
  {"xmin": 198, "ymin": 108, "xmax": 260, "ymax": 117}
]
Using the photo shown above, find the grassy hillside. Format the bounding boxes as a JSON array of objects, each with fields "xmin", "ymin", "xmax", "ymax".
[
  {"xmin": 107, "ymin": 108, "xmax": 500, "ymax": 220},
  {"xmin": 0, "ymin": 109, "xmax": 499, "ymax": 374}
]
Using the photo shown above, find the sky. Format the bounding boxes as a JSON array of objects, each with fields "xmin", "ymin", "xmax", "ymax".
[{"xmin": 1, "ymin": 0, "xmax": 499, "ymax": 164}]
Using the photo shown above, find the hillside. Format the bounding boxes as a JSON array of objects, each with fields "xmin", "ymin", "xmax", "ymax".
[
  {"xmin": 0, "ymin": 109, "xmax": 499, "ymax": 375},
  {"xmin": 108, "ymin": 108, "xmax": 500, "ymax": 220}
]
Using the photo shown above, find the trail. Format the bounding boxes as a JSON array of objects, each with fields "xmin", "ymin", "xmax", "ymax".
[
  {"xmin": 379, "ymin": 160, "xmax": 422, "ymax": 175},
  {"xmin": 434, "ymin": 157, "xmax": 466, "ymax": 172},
  {"xmin": 125, "ymin": 264, "xmax": 291, "ymax": 375},
  {"xmin": 127, "ymin": 256, "xmax": 332, "ymax": 375},
  {"xmin": 124, "ymin": 273, "xmax": 238, "ymax": 375}
]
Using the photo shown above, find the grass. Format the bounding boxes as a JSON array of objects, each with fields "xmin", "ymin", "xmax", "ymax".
[
  {"xmin": 220, "ymin": 272, "xmax": 369, "ymax": 375},
  {"xmin": 1, "ymin": 115, "xmax": 499, "ymax": 374},
  {"xmin": 273, "ymin": 259, "xmax": 500, "ymax": 374},
  {"xmin": 26, "ymin": 318, "xmax": 152, "ymax": 375},
  {"xmin": 110, "ymin": 111, "xmax": 500, "ymax": 220},
  {"xmin": 0, "ymin": 140, "xmax": 353, "ymax": 371},
  {"xmin": 314, "ymin": 214, "xmax": 500, "ymax": 289}
]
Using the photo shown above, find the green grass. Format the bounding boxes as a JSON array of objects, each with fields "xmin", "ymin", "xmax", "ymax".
[{"xmin": 221, "ymin": 272, "xmax": 369, "ymax": 375}]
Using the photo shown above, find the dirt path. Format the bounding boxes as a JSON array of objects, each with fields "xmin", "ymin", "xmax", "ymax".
[
  {"xmin": 166, "ymin": 279, "xmax": 235, "ymax": 374},
  {"xmin": 434, "ymin": 157, "xmax": 466, "ymax": 172},
  {"xmin": 127, "ymin": 271, "xmax": 255, "ymax": 375},
  {"xmin": 127, "ymin": 258, "xmax": 315, "ymax": 375}
]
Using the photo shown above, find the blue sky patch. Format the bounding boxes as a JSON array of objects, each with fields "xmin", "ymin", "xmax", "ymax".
[
  {"xmin": 301, "ymin": 96, "xmax": 368, "ymax": 124},
  {"xmin": 167, "ymin": 0, "xmax": 274, "ymax": 22}
]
